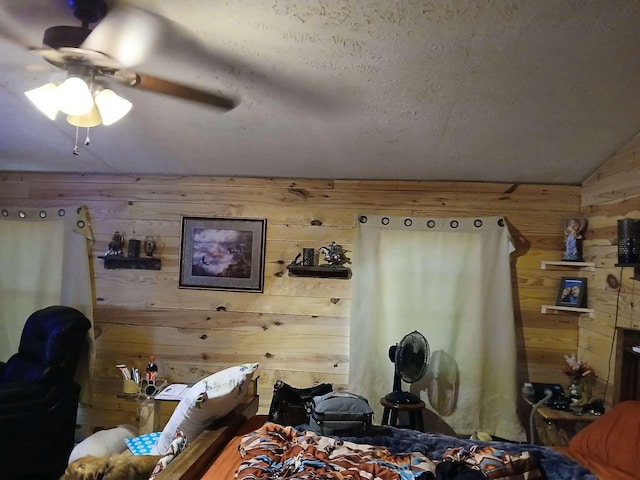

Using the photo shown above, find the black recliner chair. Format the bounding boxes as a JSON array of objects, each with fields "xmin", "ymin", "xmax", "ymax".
[{"xmin": 0, "ymin": 305, "xmax": 91, "ymax": 480}]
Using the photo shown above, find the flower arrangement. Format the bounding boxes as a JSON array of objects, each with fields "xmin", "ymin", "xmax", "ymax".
[
  {"xmin": 562, "ymin": 354, "xmax": 596, "ymax": 405},
  {"xmin": 562, "ymin": 354, "xmax": 595, "ymax": 379}
]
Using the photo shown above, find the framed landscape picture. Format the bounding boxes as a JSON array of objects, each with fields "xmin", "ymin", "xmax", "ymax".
[{"xmin": 179, "ymin": 216, "xmax": 267, "ymax": 292}]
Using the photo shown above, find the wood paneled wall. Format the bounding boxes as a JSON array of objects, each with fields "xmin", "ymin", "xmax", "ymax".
[
  {"xmin": 581, "ymin": 132, "xmax": 640, "ymax": 404},
  {"xmin": 0, "ymin": 172, "xmax": 581, "ymax": 428}
]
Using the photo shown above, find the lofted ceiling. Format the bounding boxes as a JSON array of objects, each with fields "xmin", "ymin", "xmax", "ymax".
[{"xmin": 1, "ymin": 0, "xmax": 640, "ymax": 185}]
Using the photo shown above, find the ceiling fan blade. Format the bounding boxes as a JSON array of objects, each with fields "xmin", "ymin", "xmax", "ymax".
[
  {"xmin": 81, "ymin": 3, "xmax": 245, "ymax": 76},
  {"xmin": 81, "ymin": 3, "xmax": 339, "ymax": 113},
  {"xmin": 0, "ymin": 6, "xmax": 39, "ymax": 50},
  {"xmin": 120, "ymin": 73, "xmax": 238, "ymax": 111},
  {"xmin": 80, "ymin": 4, "xmax": 164, "ymax": 68}
]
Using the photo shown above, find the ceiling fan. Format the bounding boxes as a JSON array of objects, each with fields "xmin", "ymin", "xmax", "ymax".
[{"xmin": 0, "ymin": 0, "xmax": 239, "ymax": 152}]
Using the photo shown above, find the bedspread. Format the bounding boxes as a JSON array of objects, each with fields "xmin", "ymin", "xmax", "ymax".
[
  {"xmin": 338, "ymin": 427, "xmax": 596, "ymax": 480},
  {"xmin": 236, "ymin": 423, "xmax": 549, "ymax": 480},
  {"xmin": 237, "ymin": 422, "xmax": 436, "ymax": 479}
]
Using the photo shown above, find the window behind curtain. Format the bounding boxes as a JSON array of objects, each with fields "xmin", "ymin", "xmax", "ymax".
[
  {"xmin": 0, "ymin": 206, "xmax": 96, "ymax": 404},
  {"xmin": 349, "ymin": 214, "xmax": 525, "ymax": 441}
]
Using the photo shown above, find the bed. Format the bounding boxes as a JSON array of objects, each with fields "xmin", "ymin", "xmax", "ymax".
[{"xmin": 157, "ymin": 399, "xmax": 640, "ymax": 480}]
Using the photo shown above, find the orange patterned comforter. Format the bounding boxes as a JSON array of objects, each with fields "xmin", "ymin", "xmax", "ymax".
[{"xmin": 236, "ymin": 422, "xmax": 437, "ymax": 479}]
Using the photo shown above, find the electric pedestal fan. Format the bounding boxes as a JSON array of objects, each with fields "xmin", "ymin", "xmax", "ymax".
[{"xmin": 385, "ymin": 330, "xmax": 430, "ymax": 404}]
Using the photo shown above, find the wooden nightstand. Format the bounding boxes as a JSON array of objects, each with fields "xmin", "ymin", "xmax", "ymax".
[
  {"xmin": 117, "ymin": 380, "xmax": 175, "ymax": 434},
  {"xmin": 523, "ymin": 396, "xmax": 600, "ymax": 446}
]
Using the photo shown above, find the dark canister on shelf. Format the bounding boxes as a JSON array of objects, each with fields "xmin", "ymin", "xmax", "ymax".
[
  {"xmin": 618, "ymin": 218, "xmax": 640, "ymax": 264},
  {"xmin": 302, "ymin": 248, "xmax": 316, "ymax": 266},
  {"xmin": 128, "ymin": 239, "xmax": 141, "ymax": 258}
]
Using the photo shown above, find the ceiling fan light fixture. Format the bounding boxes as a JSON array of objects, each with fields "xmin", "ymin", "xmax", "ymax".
[
  {"xmin": 67, "ymin": 103, "xmax": 102, "ymax": 128},
  {"xmin": 56, "ymin": 76, "xmax": 94, "ymax": 116},
  {"xmin": 24, "ymin": 83, "xmax": 59, "ymax": 120},
  {"xmin": 94, "ymin": 88, "xmax": 132, "ymax": 125}
]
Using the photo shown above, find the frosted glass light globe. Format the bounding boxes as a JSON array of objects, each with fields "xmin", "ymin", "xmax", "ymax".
[{"xmin": 56, "ymin": 77, "xmax": 94, "ymax": 116}]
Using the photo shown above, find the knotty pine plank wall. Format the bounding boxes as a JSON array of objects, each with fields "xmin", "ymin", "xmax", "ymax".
[
  {"xmin": 581, "ymin": 132, "xmax": 640, "ymax": 404},
  {"xmin": 1, "ymin": 172, "xmax": 581, "ymax": 428}
]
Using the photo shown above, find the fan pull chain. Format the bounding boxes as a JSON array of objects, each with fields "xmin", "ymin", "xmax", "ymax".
[
  {"xmin": 73, "ymin": 126, "xmax": 79, "ymax": 155},
  {"xmin": 84, "ymin": 128, "xmax": 91, "ymax": 146}
]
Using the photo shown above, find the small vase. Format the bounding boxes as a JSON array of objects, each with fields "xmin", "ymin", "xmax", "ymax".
[
  {"xmin": 568, "ymin": 377, "xmax": 586, "ymax": 406},
  {"xmin": 143, "ymin": 236, "xmax": 157, "ymax": 257}
]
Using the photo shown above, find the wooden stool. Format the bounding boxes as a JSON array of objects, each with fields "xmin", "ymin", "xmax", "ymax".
[{"xmin": 380, "ymin": 397, "xmax": 425, "ymax": 432}]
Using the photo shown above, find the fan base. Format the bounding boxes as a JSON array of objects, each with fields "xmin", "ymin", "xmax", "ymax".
[{"xmin": 384, "ymin": 391, "xmax": 422, "ymax": 405}]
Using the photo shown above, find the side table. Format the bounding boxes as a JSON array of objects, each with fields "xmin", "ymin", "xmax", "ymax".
[
  {"xmin": 380, "ymin": 397, "xmax": 425, "ymax": 432},
  {"xmin": 523, "ymin": 396, "xmax": 600, "ymax": 446},
  {"xmin": 117, "ymin": 380, "xmax": 176, "ymax": 434}
]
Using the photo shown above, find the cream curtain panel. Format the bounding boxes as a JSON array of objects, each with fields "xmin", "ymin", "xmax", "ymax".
[
  {"xmin": 349, "ymin": 214, "xmax": 525, "ymax": 441},
  {"xmin": 0, "ymin": 206, "xmax": 95, "ymax": 404}
]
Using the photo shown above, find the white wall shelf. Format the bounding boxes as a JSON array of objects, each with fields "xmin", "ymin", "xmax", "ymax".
[
  {"xmin": 540, "ymin": 261, "xmax": 594, "ymax": 317},
  {"xmin": 540, "ymin": 305, "xmax": 594, "ymax": 318},
  {"xmin": 540, "ymin": 261, "xmax": 595, "ymax": 271}
]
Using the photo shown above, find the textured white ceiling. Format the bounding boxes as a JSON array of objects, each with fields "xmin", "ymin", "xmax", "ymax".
[{"xmin": 1, "ymin": 0, "xmax": 640, "ymax": 184}]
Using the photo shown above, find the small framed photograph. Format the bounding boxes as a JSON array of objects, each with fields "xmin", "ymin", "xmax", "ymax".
[
  {"xmin": 179, "ymin": 217, "xmax": 267, "ymax": 292},
  {"xmin": 556, "ymin": 277, "xmax": 588, "ymax": 307}
]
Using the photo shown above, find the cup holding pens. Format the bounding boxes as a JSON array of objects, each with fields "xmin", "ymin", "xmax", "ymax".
[{"xmin": 123, "ymin": 378, "xmax": 139, "ymax": 394}]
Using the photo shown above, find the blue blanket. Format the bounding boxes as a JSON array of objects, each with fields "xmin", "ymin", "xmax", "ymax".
[{"xmin": 335, "ymin": 427, "xmax": 596, "ymax": 480}]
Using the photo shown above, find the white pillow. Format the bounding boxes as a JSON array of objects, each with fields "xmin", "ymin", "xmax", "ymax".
[
  {"xmin": 153, "ymin": 363, "xmax": 258, "ymax": 454},
  {"xmin": 68, "ymin": 424, "xmax": 138, "ymax": 463}
]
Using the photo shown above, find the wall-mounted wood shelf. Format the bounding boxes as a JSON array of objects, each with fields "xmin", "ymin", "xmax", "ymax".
[
  {"xmin": 99, "ymin": 255, "xmax": 161, "ymax": 270},
  {"xmin": 540, "ymin": 261, "xmax": 593, "ymax": 315},
  {"xmin": 287, "ymin": 265, "xmax": 351, "ymax": 279},
  {"xmin": 540, "ymin": 261, "xmax": 595, "ymax": 271},
  {"xmin": 541, "ymin": 305, "xmax": 594, "ymax": 318}
]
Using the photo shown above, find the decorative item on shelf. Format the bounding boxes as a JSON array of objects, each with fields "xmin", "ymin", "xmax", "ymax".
[
  {"xmin": 555, "ymin": 277, "xmax": 588, "ymax": 308},
  {"xmin": 145, "ymin": 355, "xmax": 158, "ymax": 382},
  {"xmin": 287, "ymin": 242, "xmax": 351, "ymax": 278},
  {"xmin": 106, "ymin": 231, "xmax": 125, "ymax": 256},
  {"xmin": 562, "ymin": 218, "xmax": 588, "ymax": 262},
  {"xmin": 319, "ymin": 241, "xmax": 351, "ymax": 267},
  {"xmin": 302, "ymin": 247, "xmax": 316, "ymax": 266},
  {"xmin": 562, "ymin": 354, "xmax": 595, "ymax": 408},
  {"xmin": 128, "ymin": 239, "xmax": 141, "ymax": 258},
  {"xmin": 99, "ymin": 231, "xmax": 161, "ymax": 270},
  {"xmin": 143, "ymin": 236, "xmax": 157, "ymax": 257},
  {"xmin": 289, "ymin": 252, "xmax": 302, "ymax": 266},
  {"xmin": 144, "ymin": 355, "xmax": 159, "ymax": 396}
]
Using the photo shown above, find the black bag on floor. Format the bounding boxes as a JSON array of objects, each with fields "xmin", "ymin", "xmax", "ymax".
[
  {"xmin": 309, "ymin": 391, "xmax": 374, "ymax": 436},
  {"xmin": 267, "ymin": 380, "xmax": 333, "ymax": 426}
]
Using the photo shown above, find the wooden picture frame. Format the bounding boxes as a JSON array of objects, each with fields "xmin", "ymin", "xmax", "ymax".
[
  {"xmin": 179, "ymin": 217, "xmax": 267, "ymax": 292},
  {"xmin": 556, "ymin": 277, "xmax": 587, "ymax": 308}
]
